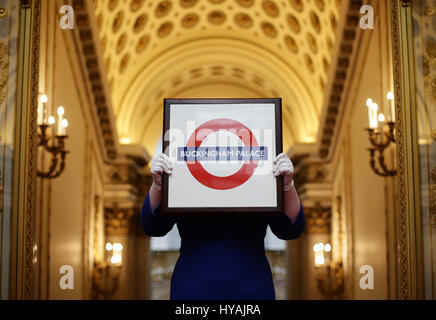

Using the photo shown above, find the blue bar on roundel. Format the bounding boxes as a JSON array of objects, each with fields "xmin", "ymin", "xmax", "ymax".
[{"xmin": 176, "ymin": 146, "xmax": 268, "ymax": 161}]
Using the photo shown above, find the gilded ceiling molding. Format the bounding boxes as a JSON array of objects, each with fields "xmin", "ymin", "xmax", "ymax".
[
  {"xmin": 318, "ymin": 0, "xmax": 363, "ymax": 158},
  {"xmin": 72, "ymin": 0, "xmax": 118, "ymax": 159}
]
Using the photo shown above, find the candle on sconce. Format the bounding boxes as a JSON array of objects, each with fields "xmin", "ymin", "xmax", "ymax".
[
  {"xmin": 367, "ymin": 99, "xmax": 379, "ymax": 129},
  {"xmin": 386, "ymin": 91, "xmax": 395, "ymax": 122},
  {"xmin": 38, "ymin": 94, "xmax": 48, "ymax": 125},
  {"xmin": 378, "ymin": 113, "xmax": 385, "ymax": 144},
  {"xmin": 47, "ymin": 116, "xmax": 55, "ymax": 126},
  {"xmin": 313, "ymin": 242, "xmax": 333, "ymax": 267},
  {"xmin": 366, "ymin": 98, "xmax": 373, "ymax": 128},
  {"xmin": 60, "ymin": 119, "xmax": 68, "ymax": 136},
  {"xmin": 111, "ymin": 242, "xmax": 123, "ymax": 267},
  {"xmin": 57, "ymin": 106, "xmax": 64, "ymax": 135}
]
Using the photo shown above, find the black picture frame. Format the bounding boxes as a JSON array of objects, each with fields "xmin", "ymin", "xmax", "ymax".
[{"xmin": 161, "ymin": 98, "xmax": 284, "ymax": 215}]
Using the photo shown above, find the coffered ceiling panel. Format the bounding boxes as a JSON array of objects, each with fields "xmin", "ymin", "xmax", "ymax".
[{"xmin": 93, "ymin": 0, "xmax": 341, "ymax": 155}]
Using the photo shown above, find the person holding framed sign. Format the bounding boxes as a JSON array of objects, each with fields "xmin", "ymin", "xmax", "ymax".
[{"xmin": 140, "ymin": 99, "xmax": 305, "ymax": 300}]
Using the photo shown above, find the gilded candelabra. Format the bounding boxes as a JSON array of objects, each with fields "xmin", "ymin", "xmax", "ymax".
[
  {"xmin": 37, "ymin": 124, "xmax": 69, "ymax": 179},
  {"xmin": 37, "ymin": 94, "xmax": 69, "ymax": 179},
  {"xmin": 365, "ymin": 93, "xmax": 397, "ymax": 177},
  {"xmin": 315, "ymin": 261, "xmax": 344, "ymax": 299},
  {"xmin": 92, "ymin": 241, "xmax": 123, "ymax": 299},
  {"xmin": 313, "ymin": 242, "xmax": 344, "ymax": 299},
  {"xmin": 92, "ymin": 261, "xmax": 121, "ymax": 299},
  {"xmin": 365, "ymin": 121, "xmax": 397, "ymax": 177}
]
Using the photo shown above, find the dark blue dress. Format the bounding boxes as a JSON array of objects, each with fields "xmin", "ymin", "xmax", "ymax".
[{"xmin": 140, "ymin": 193, "xmax": 305, "ymax": 300}]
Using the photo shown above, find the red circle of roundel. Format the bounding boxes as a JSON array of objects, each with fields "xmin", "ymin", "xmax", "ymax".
[{"xmin": 186, "ymin": 118, "xmax": 259, "ymax": 190}]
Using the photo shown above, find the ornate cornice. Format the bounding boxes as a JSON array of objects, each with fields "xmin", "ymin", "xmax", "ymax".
[
  {"xmin": 318, "ymin": 0, "xmax": 363, "ymax": 158},
  {"xmin": 72, "ymin": 0, "xmax": 117, "ymax": 159}
]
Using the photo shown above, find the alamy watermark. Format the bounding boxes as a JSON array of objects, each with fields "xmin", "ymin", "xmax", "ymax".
[
  {"xmin": 360, "ymin": 5, "xmax": 375, "ymax": 30},
  {"xmin": 59, "ymin": 5, "xmax": 74, "ymax": 30},
  {"xmin": 59, "ymin": 265, "xmax": 74, "ymax": 290}
]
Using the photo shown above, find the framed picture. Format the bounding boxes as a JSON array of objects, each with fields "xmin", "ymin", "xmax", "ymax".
[{"xmin": 161, "ymin": 98, "xmax": 283, "ymax": 214}]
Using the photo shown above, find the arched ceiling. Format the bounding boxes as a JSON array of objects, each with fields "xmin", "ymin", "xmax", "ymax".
[{"xmin": 93, "ymin": 0, "xmax": 341, "ymax": 156}]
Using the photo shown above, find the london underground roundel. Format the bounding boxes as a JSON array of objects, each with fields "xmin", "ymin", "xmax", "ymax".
[{"xmin": 177, "ymin": 119, "xmax": 268, "ymax": 190}]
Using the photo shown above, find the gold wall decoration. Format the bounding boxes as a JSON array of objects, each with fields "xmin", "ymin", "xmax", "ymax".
[
  {"xmin": 0, "ymin": 40, "xmax": 8, "ymax": 107},
  {"xmin": 422, "ymin": 36, "xmax": 436, "ymax": 104}
]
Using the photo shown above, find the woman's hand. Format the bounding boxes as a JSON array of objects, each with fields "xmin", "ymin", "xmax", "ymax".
[
  {"xmin": 273, "ymin": 153, "xmax": 300, "ymax": 222},
  {"xmin": 150, "ymin": 153, "xmax": 174, "ymax": 192},
  {"xmin": 272, "ymin": 153, "xmax": 295, "ymax": 192}
]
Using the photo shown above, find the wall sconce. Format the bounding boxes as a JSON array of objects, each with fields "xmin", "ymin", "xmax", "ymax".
[
  {"xmin": 365, "ymin": 92, "xmax": 397, "ymax": 177},
  {"xmin": 313, "ymin": 242, "xmax": 344, "ymax": 299},
  {"xmin": 313, "ymin": 242, "xmax": 332, "ymax": 267},
  {"xmin": 92, "ymin": 241, "xmax": 123, "ymax": 299},
  {"xmin": 37, "ymin": 94, "xmax": 69, "ymax": 179}
]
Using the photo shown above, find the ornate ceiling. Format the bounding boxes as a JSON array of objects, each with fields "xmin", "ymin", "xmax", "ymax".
[{"xmin": 93, "ymin": 0, "xmax": 341, "ymax": 155}]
